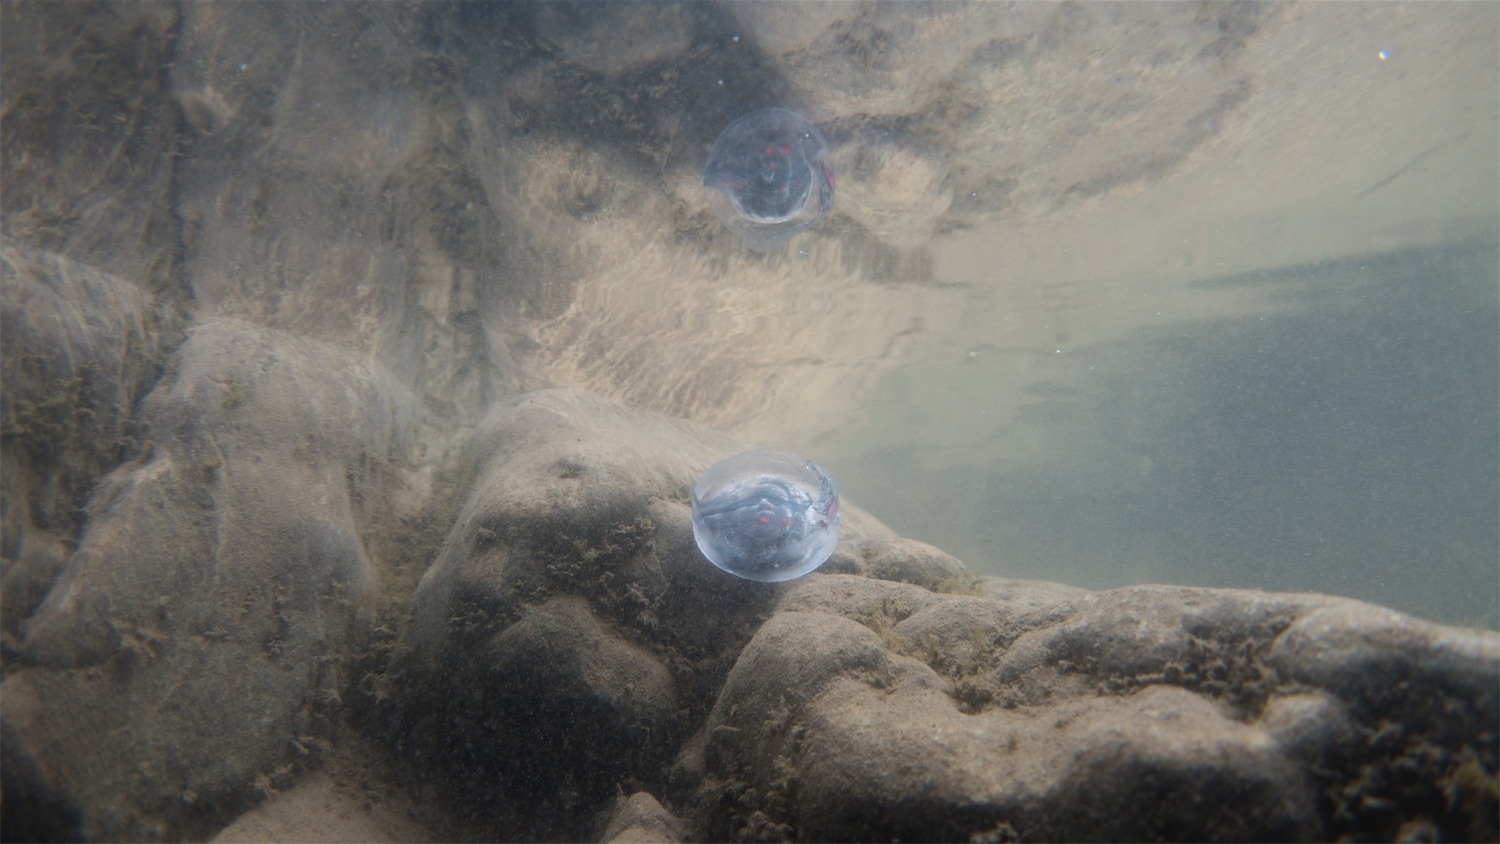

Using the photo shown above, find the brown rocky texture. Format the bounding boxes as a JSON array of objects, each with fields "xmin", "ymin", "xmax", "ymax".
[
  {"xmin": 0, "ymin": 2, "xmax": 1493, "ymax": 841},
  {"xmin": 0, "ymin": 0, "xmax": 192, "ymax": 654},
  {"xmin": 374, "ymin": 389, "xmax": 1496, "ymax": 843},
  {"xmin": 208, "ymin": 730, "xmax": 436, "ymax": 844},
  {"xmin": 209, "ymin": 770, "xmax": 433, "ymax": 844},
  {"xmin": 601, "ymin": 792, "xmax": 690, "ymax": 843},
  {"xmin": 166, "ymin": 3, "xmax": 501, "ymax": 434},
  {"xmin": 2, "ymin": 314, "xmax": 418, "ymax": 840},
  {"xmin": 0, "ymin": 242, "xmax": 180, "ymax": 642},
  {"xmin": 687, "ymin": 578, "xmax": 1498, "ymax": 842},
  {"xmin": 0, "ymin": 6, "xmax": 498, "ymax": 838},
  {"xmin": 0, "ymin": 2, "xmax": 185, "ymax": 297},
  {"xmin": 385, "ymin": 388, "xmax": 894, "ymax": 840}
]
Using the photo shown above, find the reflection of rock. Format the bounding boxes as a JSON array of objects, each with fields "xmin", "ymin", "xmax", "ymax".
[
  {"xmin": 726, "ymin": 3, "xmax": 1036, "ymax": 119},
  {"xmin": 728, "ymin": 2, "xmax": 1262, "ymax": 223},
  {"xmin": 2, "ymin": 318, "xmax": 417, "ymax": 841},
  {"xmin": 0, "ymin": 3, "xmax": 183, "ymax": 291},
  {"xmin": 536, "ymin": 3, "xmax": 697, "ymax": 78},
  {"xmin": 829, "ymin": 127, "xmax": 953, "ymax": 249}
]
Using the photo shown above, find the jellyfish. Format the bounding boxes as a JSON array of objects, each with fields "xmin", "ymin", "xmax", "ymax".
[
  {"xmin": 691, "ymin": 449, "xmax": 841, "ymax": 581},
  {"xmin": 703, "ymin": 108, "xmax": 835, "ymax": 251}
]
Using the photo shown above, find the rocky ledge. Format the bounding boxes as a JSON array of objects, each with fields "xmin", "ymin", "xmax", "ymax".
[
  {"xmin": 3, "ymin": 359, "xmax": 1496, "ymax": 841},
  {"xmin": 372, "ymin": 390, "xmax": 1499, "ymax": 842}
]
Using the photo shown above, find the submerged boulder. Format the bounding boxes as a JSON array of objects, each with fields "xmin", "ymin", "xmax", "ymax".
[
  {"xmin": 2, "ymin": 317, "xmax": 417, "ymax": 841},
  {"xmin": 391, "ymin": 388, "xmax": 894, "ymax": 839},
  {"xmin": 0, "ymin": 3, "xmax": 1493, "ymax": 839},
  {"xmin": 688, "ymin": 576, "xmax": 1498, "ymax": 842},
  {"xmin": 385, "ymin": 388, "xmax": 1497, "ymax": 842},
  {"xmin": 3, "ymin": 356, "xmax": 1493, "ymax": 840}
]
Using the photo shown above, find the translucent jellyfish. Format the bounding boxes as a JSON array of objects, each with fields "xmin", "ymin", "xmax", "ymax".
[
  {"xmin": 703, "ymin": 108, "xmax": 835, "ymax": 251},
  {"xmin": 691, "ymin": 449, "xmax": 841, "ymax": 582}
]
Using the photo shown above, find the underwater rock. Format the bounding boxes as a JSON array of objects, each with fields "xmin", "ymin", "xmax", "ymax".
[
  {"xmin": 600, "ymin": 792, "xmax": 688, "ymax": 844},
  {"xmin": 0, "ymin": 3, "xmax": 183, "ymax": 292},
  {"xmin": 385, "ymin": 389, "xmax": 1497, "ymax": 842},
  {"xmin": 0, "ymin": 4, "xmax": 1494, "ymax": 841},
  {"xmin": 683, "ymin": 576, "xmax": 1499, "ymax": 842},
  {"xmin": 392, "ymin": 388, "xmax": 893, "ymax": 840},
  {"xmin": 3, "ymin": 347, "xmax": 1494, "ymax": 842},
  {"xmin": 1, "ymin": 318, "xmax": 417, "ymax": 841},
  {"xmin": 209, "ymin": 765, "xmax": 435, "ymax": 844},
  {"xmin": 0, "ymin": 242, "xmax": 181, "ymax": 643}
]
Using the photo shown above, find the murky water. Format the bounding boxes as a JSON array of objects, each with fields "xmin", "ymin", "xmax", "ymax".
[
  {"xmin": 4, "ymin": 2, "xmax": 1495, "ymax": 634},
  {"xmin": 828, "ymin": 241, "xmax": 1499, "ymax": 628},
  {"xmin": 4, "ymin": 3, "xmax": 1498, "ymax": 840}
]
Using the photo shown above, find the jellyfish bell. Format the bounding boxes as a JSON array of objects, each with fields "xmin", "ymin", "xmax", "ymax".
[
  {"xmin": 703, "ymin": 108, "xmax": 835, "ymax": 251},
  {"xmin": 691, "ymin": 449, "xmax": 841, "ymax": 582}
]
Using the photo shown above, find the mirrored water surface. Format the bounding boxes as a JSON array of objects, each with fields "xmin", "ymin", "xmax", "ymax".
[{"xmin": 4, "ymin": 2, "xmax": 1495, "ymax": 627}]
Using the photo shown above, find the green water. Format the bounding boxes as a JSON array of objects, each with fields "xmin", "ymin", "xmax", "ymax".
[{"xmin": 835, "ymin": 241, "xmax": 1500, "ymax": 629}]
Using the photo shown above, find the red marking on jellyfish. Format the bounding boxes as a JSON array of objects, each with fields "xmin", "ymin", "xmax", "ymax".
[
  {"xmin": 764, "ymin": 144, "xmax": 774, "ymax": 155},
  {"xmin": 780, "ymin": 144, "xmax": 790, "ymax": 155},
  {"xmin": 759, "ymin": 516, "xmax": 770, "ymax": 523},
  {"xmin": 780, "ymin": 518, "xmax": 790, "ymax": 526}
]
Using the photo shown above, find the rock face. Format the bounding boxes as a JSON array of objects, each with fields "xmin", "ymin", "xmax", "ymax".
[
  {"xmin": 377, "ymin": 388, "xmax": 1498, "ymax": 843},
  {"xmin": 3, "ymin": 356, "xmax": 1497, "ymax": 840},
  {"xmin": 689, "ymin": 580, "xmax": 1498, "ymax": 842},
  {"xmin": 0, "ymin": 3, "xmax": 1495, "ymax": 843},
  {"xmin": 0, "ymin": 243, "xmax": 180, "ymax": 643},
  {"xmin": 388, "ymin": 389, "xmax": 895, "ymax": 840},
  {"xmin": 2, "ymin": 263, "xmax": 417, "ymax": 839}
]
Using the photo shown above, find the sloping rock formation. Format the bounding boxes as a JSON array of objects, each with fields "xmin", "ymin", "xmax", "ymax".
[
  {"xmin": 2, "ymin": 292, "xmax": 416, "ymax": 840},
  {"xmin": 0, "ymin": 3, "xmax": 1494, "ymax": 842},
  {"xmin": 382, "ymin": 389, "xmax": 1498, "ymax": 842}
]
